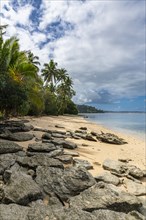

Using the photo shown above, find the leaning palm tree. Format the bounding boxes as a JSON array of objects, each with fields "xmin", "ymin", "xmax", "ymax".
[
  {"xmin": 41, "ymin": 59, "xmax": 58, "ymax": 92},
  {"xmin": 0, "ymin": 35, "xmax": 42, "ymax": 117}
]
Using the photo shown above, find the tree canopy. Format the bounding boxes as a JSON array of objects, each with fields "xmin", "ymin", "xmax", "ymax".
[{"xmin": 0, "ymin": 26, "xmax": 78, "ymax": 118}]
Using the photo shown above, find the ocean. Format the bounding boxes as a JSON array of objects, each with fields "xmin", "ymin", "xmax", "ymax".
[{"xmin": 80, "ymin": 113, "xmax": 146, "ymax": 140}]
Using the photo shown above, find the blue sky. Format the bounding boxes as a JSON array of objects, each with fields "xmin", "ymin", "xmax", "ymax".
[{"xmin": 0, "ymin": 0, "xmax": 145, "ymax": 111}]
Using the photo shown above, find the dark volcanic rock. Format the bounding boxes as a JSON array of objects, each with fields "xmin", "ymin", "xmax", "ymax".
[
  {"xmin": 85, "ymin": 134, "xmax": 97, "ymax": 142},
  {"xmin": 62, "ymin": 140, "xmax": 77, "ymax": 149},
  {"xmin": 63, "ymin": 151, "xmax": 79, "ymax": 157},
  {"xmin": 79, "ymin": 127, "xmax": 87, "ymax": 130},
  {"xmin": 73, "ymin": 159, "xmax": 93, "ymax": 170},
  {"xmin": 69, "ymin": 183, "xmax": 142, "ymax": 213},
  {"xmin": 51, "ymin": 139, "xmax": 65, "ymax": 145},
  {"xmin": 91, "ymin": 131, "xmax": 98, "ymax": 136},
  {"xmin": 96, "ymin": 132, "xmax": 127, "ymax": 145},
  {"xmin": 50, "ymin": 139, "xmax": 77, "ymax": 149},
  {"xmin": 95, "ymin": 171, "xmax": 120, "ymax": 186},
  {"xmin": 3, "ymin": 171, "xmax": 42, "ymax": 205},
  {"xmin": 75, "ymin": 130, "xmax": 87, "ymax": 134},
  {"xmin": 0, "ymin": 203, "xmax": 143, "ymax": 220},
  {"xmin": 3, "ymin": 170, "xmax": 12, "ymax": 183},
  {"xmin": 103, "ymin": 159, "xmax": 144, "ymax": 180},
  {"xmin": 0, "ymin": 131, "xmax": 34, "ymax": 141},
  {"xmin": 124, "ymin": 179, "xmax": 146, "ymax": 196},
  {"xmin": 103, "ymin": 159, "xmax": 128, "ymax": 174},
  {"xmin": 51, "ymin": 133, "xmax": 66, "ymax": 138},
  {"xmin": 0, "ymin": 121, "xmax": 33, "ymax": 133},
  {"xmin": 27, "ymin": 142, "xmax": 57, "ymax": 152},
  {"xmin": 0, "ymin": 204, "xmax": 30, "ymax": 220},
  {"xmin": 26, "ymin": 148, "xmax": 63, "ymax": 158},
  {"xmin": 142, "ymin": 170, "xmax": 146, "ymax": 177},
  {"xmin": 27, "ymin": 203, "xmax": 96, "ymax": 220},
  {"xmin": 128, "ymin": 166, "xmax": 144, "ymax": 179},
  {"xmin": 92, "ymin": 209, "xmax": 145, "ymax": 220},
  {"xmin": 0, "ymin": 154, "xmax": 16, "ymax": 175},
  {"xmin": 42, "ymin": 132, "xmax": 52, "ymax": 140},
  {"xmin": 17, "ymin": 155, "xmax": 64, "ymax": 169},
  {"xmin": 47, "ymin": 130, "xmax": 66, "ymax": 135},
  {"xmin": 36, "ymin": 166, "xmax": 96, "ymax": 201},
  {"xmin": 0, "ymin": 141, "xmax": 23, "ymax": 154},
  {"xmin": 55, "ymin": 124, "xmax": 65, "ymax": 129},
  {"xmin": 55, "ymin": 155, "xmax": 73, "ymax": 164},
  {"xmin": 33, "ymin": 127, "xmax": 48, "ymax": 132},
  {"xmin": 71, "ymin": 134, "xmax": 81, "ymax": 139}
]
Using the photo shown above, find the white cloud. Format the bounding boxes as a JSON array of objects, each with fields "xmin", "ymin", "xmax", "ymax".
[
  {"xmin": 1, "ymin": 2, "xmax": 33, "ymax": 27},
  {"xmin": 1, "ymin": 0, "xmax": 145, "ymax": 105}
]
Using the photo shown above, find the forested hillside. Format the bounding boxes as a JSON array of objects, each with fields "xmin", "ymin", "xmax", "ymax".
[{"xmin": 77, "ymin": 105, "xmax": 104, "ymax": 113}]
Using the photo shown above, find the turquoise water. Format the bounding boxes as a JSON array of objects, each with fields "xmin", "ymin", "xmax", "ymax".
[{"xmin": 80, "ymin": 113, "xmax": 146, "ymax": 139}]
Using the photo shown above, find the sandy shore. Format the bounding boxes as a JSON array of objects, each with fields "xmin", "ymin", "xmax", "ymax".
[{"xmin": 18, "ymin": 115, "xmax": 145, "ymax": 177}]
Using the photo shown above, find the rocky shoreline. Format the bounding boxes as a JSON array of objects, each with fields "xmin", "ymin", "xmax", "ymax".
[{"xmin": 0, "ymin": 119, "xmax": 145, "ymax": 219}]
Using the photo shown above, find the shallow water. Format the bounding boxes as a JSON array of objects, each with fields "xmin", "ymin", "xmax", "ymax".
[{"xmin": 80, "ymin": 113, "xmax": 146, "ymax": 140}]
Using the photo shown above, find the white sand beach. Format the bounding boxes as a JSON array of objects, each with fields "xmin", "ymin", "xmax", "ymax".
[{"xmin": 18, "ymin": 115, "xmax": 146, "ymax": 177}]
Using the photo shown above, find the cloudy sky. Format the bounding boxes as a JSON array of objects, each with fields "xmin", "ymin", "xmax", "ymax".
[{"xmin": 0, "ymin": 0, "xmax": 145, "ymax": 111}]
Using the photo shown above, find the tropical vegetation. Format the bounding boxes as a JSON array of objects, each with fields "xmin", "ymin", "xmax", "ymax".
[
  {"xmin": 0, "ymin": 25, "xmax": 78, "ymax": 118},
  {"xmin": 77, "ymin": 105, "xmax": 104, "ymax": 113}
]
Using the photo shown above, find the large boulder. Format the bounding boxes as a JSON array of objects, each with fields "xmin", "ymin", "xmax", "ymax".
[
  {"xmin": 73, "ymin": 159, "xmax": 93, "ymax": 170},
  {"xmin": 0, "ymin": 131, "xmax": 34, "ymax": 142},
  {"xmin": 0, "ymin": 121, "xmax": 33, "ymax": 133},
  {"xmin": 69, "ymin": 183, "xmax": 142, "ymax": 213},
  {"xmin": 0, "ymin": 154, "xmax": 16, "ymax": 175},
  {"xmin": 0, "ymin": 204, "xmax": 30, "ymax": 220},
  {"xmin": 0, "ymin": 141, "xmax": 23, "ymax": 154},
  {"xmin": 17, "ymin": 155, "xmax": 64, "ymax": 169},
  {"xmin": 50, "ymin": 139, "xmax": 77, "ymax": 149},
  {"xmin": 42, "ymin": 132, "xmax": 52, "ymax": 140},
  {"xmin": 3, "ymin": 171, "xmax": 42, "ymax": 205},
  {"xmin": 128, "ymin": 166, "xmax": 144, "ymax": 179},
  {"xmin": 92, "ymin": 209, "xmax": 145, "ymax": 220},
  {"xmin": 103, "ymin": 159, "xmax": 128, "ymax": 174},
  {"xmin": 124, "ymin": 179, "xmax": 146, "ymax": 196},
  {"xmin": 26, "ymin": 148, "xmax": 64, "ymax": 158},
  {"xmin": 103, "ymin": 159, "xmax": 144, "ymax": 180},
  {"xmin": 27, "ymin": 203, "xmax": 96, "ymax": 220},
  {"xmin": 35, "ymin": 166, "xmax": 96, "ymax": 201},
  {"xmin": 96, "ymin": 133, "xmax": 127, "ymax": 145},
  {"xmin": 95, "ymin": 171, "xmax": 120, "ymax": 186},
  {"xmin": 27, "ymin": 143, "xmax": 57, "ymax": 152},
  {"xmin": 62, "ymin": 140, "xmax": 77, "ymax": 149}
]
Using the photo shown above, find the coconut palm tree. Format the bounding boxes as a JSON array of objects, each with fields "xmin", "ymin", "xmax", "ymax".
[
  {"xmin": 57, "ymin": 75, "xmax": 75, "ymax": 114},
  {"xmin": 26, "ymin": 50, "xmax": 40, "ymax": 70},
  {"xmin": 0, "ymin": 35, "xmax": 43, "ymax": 117},
  {"xmin": 41, "ymin": 59, "xmax": 58, "ymax": 91}
]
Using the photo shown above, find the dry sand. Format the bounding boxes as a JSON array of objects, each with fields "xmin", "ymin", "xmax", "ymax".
[{"xmin": 18, "ymin": 115, "xmax": 146, "ymax": 177}]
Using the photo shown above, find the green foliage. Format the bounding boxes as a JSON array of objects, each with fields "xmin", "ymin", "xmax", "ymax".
[
  {"xmin": 41, "ymin": 60, "xmax": 76, "ymax": 115},
  {"xmin": 43, "ymin": 89, "xmax": 58, "ymax": 115},
  {"xmin": 64, "ymin": 100, "xmax": 78, "ymax": 115},
  {"xmin": 0, "ymin": 27, "xmax": 77, "ymax": 117},
  {"xmin": 77, "ymin": 105, "xmax": 105, "ymax": 113},
  {"xmin": 0, "ymin": 76, "xmax": 28, "ymax": 117},
  {"xmin": 26, "ymin": 50, "xmax": 40, "ymax": 71}
]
